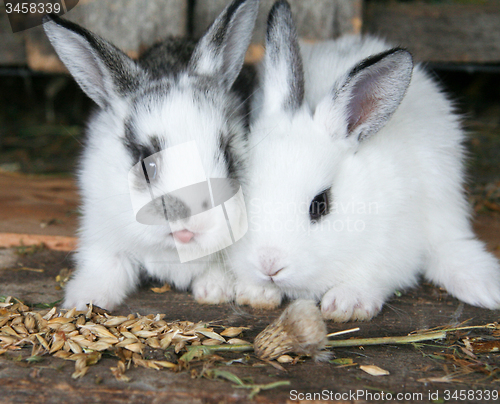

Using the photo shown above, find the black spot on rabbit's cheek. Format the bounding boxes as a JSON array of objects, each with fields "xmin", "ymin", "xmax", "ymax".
[
  {"xmin": 309, "ymin": 188, "xmax": 331, "ymax": 222},
  {"xmin": 219, "ymin": 133, "xmax": 238, "ymax": 179}
]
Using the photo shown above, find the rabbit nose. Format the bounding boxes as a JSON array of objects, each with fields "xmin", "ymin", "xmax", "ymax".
[
  {"xmin": 258, "ymin": 248, "xmax": 285, "ymax": 277},
  {"xmin": 269, "ymin": 267, "xmax": 285, "ymax": 278},
  {"xmin": 173, "ymin": 230, "xmax": 195, "ymax": 244}
]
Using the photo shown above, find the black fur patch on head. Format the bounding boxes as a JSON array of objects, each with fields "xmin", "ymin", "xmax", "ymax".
[
  {"xmin": 123, "ymin": 120, "xmax": 163, "ymax": 163},
  {"xmin": 139, "ymin": 38, "xmax": 197, "ymax": 79}
]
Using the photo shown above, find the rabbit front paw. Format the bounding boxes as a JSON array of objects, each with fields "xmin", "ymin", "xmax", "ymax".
[
  {"xmin": 192, "ymin": 268, "xmax": 235, "ymax": 304},
  {"xmin": 235, "ymin": 282, "xmax": 282, "ymax": 309},
  {"xmin": 320, "ymin": 286, "xmax": 383, "ymax": 322},
  {"xmin": 63, "ymin": 277, "xmax": 126, "ymax": 311}
]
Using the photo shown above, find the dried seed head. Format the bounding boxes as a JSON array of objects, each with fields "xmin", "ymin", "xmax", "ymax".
[
  {"xmin": 277, "ymin": 354, "xmax": 294, "ymax": 364},
  {"xmin": 64, "ymin": 307, "xmax": 77, "ymax": 319},
  {"xmin": 220, "ymin": 327, "xmax": 246, "ymax": 338},
  {"xmin": 227, "ymin": 338, "xmax": 251, "ymax": 345},
  {"xmin": 254, "ymin": 300, "xmax": 329, "ymax": 361},
  {"xmin": 104, "ymin": 316, "xmax": 128, "ymax": 327},
  {"xmin": 24, "ymin": 314, "xmax": 36, "ymax": 332}
]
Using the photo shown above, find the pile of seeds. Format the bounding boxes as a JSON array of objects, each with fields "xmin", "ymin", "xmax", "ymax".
[
  {"xmin": 0, "ymin": 296, "xmax": 250, "ymax": 380},
  {"xmin": 2, "ymin": 295, "xmax": 499, "ymax": 387}
]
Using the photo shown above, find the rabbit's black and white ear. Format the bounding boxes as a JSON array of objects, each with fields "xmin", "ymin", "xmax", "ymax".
[
  {"xmin": 316, "ymin": 48, "xmax": 413, "ymax": 142},
  {"xmin": 188, "ymin": 0, "xmax": 259, "ymax": 90},
  {"xmin": 262, "ymin": 0, "xmax": 304, "ymax": 114},
  {"xmin": 43, "ymin": 14, "xmax": 144, "ymax": 108}
]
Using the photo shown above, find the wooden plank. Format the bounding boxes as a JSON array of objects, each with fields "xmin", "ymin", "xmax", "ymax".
[
  {"xmin": 363, "ymin": 2, "xmax": 500, "ymax": 63},
  {"xmin": 25, "ymin": 0, "xmax": 188, "ymax": 72},
  {"xmin": 0, "ymin": 233, "xmax": 77, "ymax": 251},
  {"xmin": 0, "ymin": 173, "xmax": 78, "ymax": 237},
  {"xmin": 193, "ymin": 0, "xmax": 362, "ymax": 44}
]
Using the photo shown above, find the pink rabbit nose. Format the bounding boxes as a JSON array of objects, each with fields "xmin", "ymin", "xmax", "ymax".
[
  {"xmin": 268, "ymin": 267, "xmax": 284, "ymax": 277},
  {"xmin": 259, "ymin": 248, "xmax": 285, "ymax": 277},
  {"xmin": 173, "ymin": 230, "xmax": 195, "ymax": 244}
]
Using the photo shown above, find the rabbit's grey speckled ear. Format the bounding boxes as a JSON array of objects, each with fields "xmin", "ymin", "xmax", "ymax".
[
  {"xmin": 262, "ymin": 0, "xmax": 304, "ymax": 113},
  {"xmin": 317, "ymin": 48, "xmax": 413, "ymax": 142},
  {"xmin": 43, "ymin": 14, "xmax": 144, "ymax": 108},
  {"xmin": 189, "ymin": 0, "xmax": 260, "ymax": 90}
]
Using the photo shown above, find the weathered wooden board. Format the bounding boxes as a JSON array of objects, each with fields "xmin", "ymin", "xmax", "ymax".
[
  {"xmin": 24, "ymin": 0, "xmax": 188, "ymax": 72},
  {"xmin": 363, "ymin": 2, "xmax": 500, "ymax": 63},
  {"xmin": 193, "ymin": 0, "xmax": 362, "ymax": 43},
  {"xmin": 0, "ymin": 173, "xmax": 78, "ymax": 237}
]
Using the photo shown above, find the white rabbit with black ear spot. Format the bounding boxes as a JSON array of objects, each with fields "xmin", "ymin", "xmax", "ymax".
[
  {"xmin": 232, "ymin": 0, "xmax": 500, "ymax": 321},
  {"xmin": 43, "ymin": 0, "xmax": 260, "ymax": 310}
]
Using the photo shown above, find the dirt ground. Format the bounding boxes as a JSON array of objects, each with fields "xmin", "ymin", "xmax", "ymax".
[{"xmin": 0, "ymin": 237, "xmax": 499, "ymax": 403}]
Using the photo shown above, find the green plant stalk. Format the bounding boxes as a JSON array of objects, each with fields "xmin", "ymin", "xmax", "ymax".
[
  {"xmin": 182, "ymin": 331, "xmax": 447, "ymax": 360},
  {"xmin": 179, "ymin": 344, "xmax": 254, "ymax": 363},
  {"xmin": 325, "ymin": 330, "xmax": 447, "ymax": 348}
]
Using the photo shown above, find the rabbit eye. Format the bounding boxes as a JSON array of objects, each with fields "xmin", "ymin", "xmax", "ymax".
[
  {"xmin": 148, "ymin": 162, "xmax": 157, "ymax": 180},
  {"xmin": 141, "ymin": 160, "xmax": 158, "ymax": 183},
  {"xmin": 309, "ymin": 189, "xmax": 330, "ymax": 221}
]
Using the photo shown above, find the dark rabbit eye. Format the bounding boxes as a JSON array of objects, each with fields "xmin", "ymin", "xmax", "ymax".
[
  {"xmin": 141, "ymin": 159, "xmax": 158, "ymax": 183},
  {"xmin": 309, "ymin": 189, "xmax": 330, "ymax": 221},
  {"xmin": 148, "ymin": 162, "xmax": 157, "ymax": 180}
]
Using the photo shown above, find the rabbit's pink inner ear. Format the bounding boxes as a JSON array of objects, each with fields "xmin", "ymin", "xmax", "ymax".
[
  {"xmin": 334, "ymin": 48, "xmax": 413, "ymax": 142},
  {"xmin": 345, "ymin": 67, "xmax": 392, "ymax": 140}
]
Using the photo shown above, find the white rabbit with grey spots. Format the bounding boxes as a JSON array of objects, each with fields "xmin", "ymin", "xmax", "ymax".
[
  {"xmin": 231, "ymin": 0, "xmax": 500, "ymax": 321},
  {"xmin": 43, "ymin": 0, "xmax": 260, "ymax": 310}
]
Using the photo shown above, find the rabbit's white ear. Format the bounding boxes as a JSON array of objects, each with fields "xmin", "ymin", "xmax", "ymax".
[
  {"xmin": 189, "ymin": 0, "xmax": 259, "ymax": 90},
  {"xmin": 315, "ymin": 48, "xmax": 413, "ymax": 142},
  {"xmin": 43, "ymin": 15, "xmax": 143, "ymax": 108},
  {"xmin": 262, "ymin": 0, "xmax": 304, "ymax": 113}
]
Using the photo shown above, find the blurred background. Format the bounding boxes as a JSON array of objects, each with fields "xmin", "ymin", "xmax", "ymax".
[{"xmin": 0, "ymin": 0, "xmax": 499, "ymax": 238}]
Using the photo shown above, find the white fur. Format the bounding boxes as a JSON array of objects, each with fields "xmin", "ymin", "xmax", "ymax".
[
  {"xmin": 43, "ymin": 0, "xmax": 260, "ymax": 310},
  {"xmin": 231, "ymin": 21, "xmax": 500, "ymax": 320},
  {"xmin": 70, "ymin": 90, "xmax": 241, "ymax": 309}
]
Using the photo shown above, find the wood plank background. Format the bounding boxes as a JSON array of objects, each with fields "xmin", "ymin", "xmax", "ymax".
[
  {"xmin": 364, "ymin": 2, "xmax": 500, "ymax": 64},
  {"xmin": 9, "ymin": 0, "xmax": 500, "ymax": 70}
]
